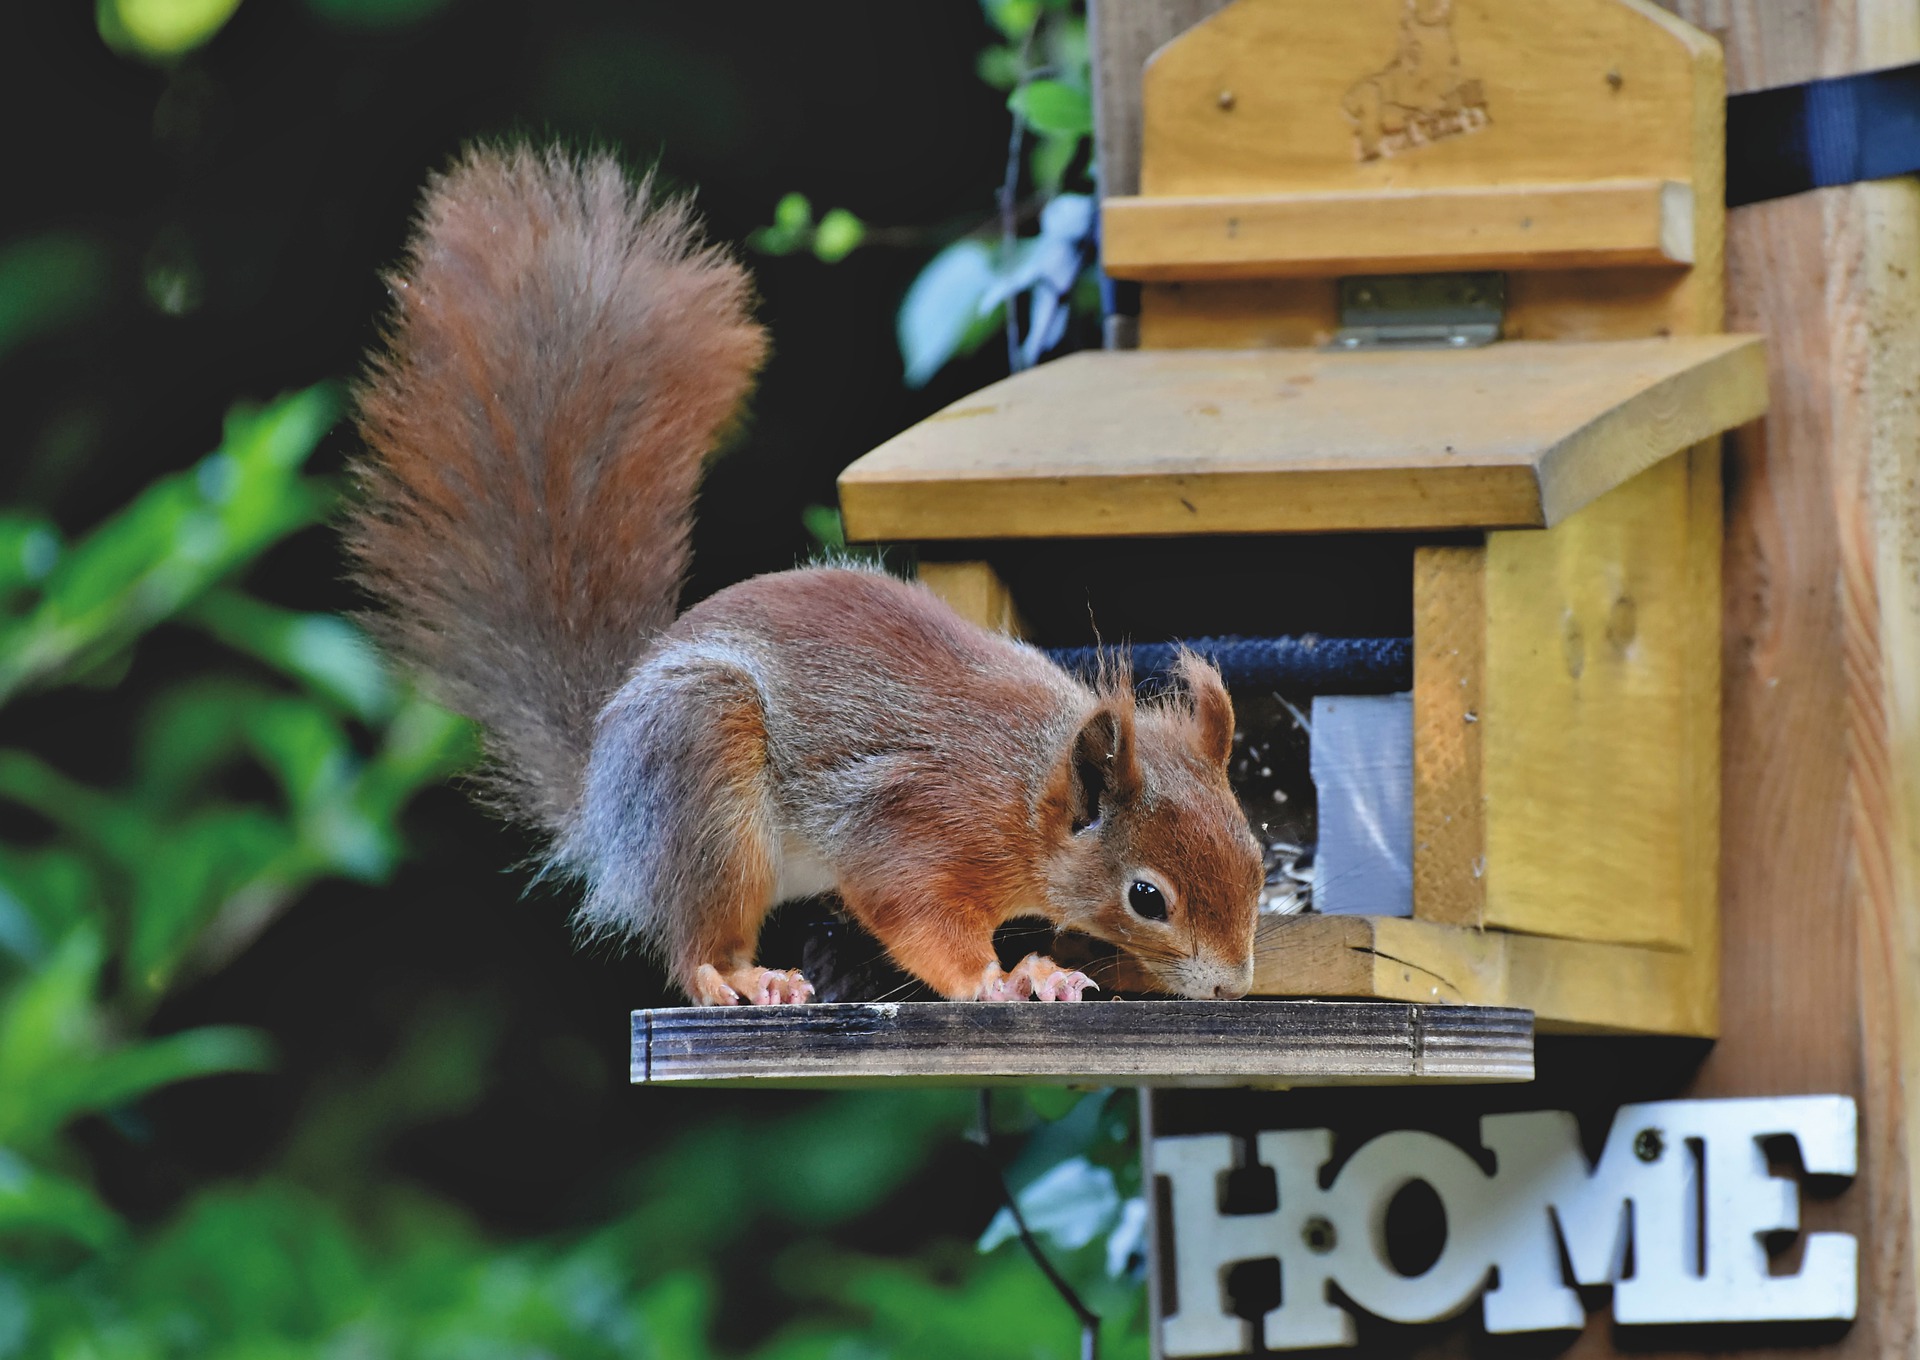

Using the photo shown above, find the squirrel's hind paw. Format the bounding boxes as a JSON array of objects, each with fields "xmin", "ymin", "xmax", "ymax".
[
  {"xmin": 688, "ymin": 964, "xmax": 816, "ymax": 1006},
  {"xmin": 976, "ymin": 954, "xmax": 1098, "ymax": 1003}
]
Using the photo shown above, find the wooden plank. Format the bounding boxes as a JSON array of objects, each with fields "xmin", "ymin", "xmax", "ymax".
[
  {"xmin": 1638, "ymin": 8, "xmax": 1920, "ymax": 1360},
  {"xmin": 1103, "ymin": 179, "xmax": 1694, "ymax": 281},
  {"xmin": 1109, "ymin": 913, "xmax": 1712, "ymax": 1036},
  {"xmin": 1481, "ymin": 452, "xmax": 1714, "ymax": 950},
  {"xmin": 1242, "ymin": 913, "xmax": 1712, "ymax": 1036},
  {"xmin": 1506, "ymin": 3, "xmax": 1918, "ymax": 1355},
  {"xmin": 631, "ymin": 999, "xmax": 1534, "ymax": 1088},
  {"xmin": 914, "ymin": 560, "xmax": 1025, "ymax": 635},
  {"xmin": 1137, "ymin": 278, "xmax": 1340, "ymax": 349},
  {"xmin": 838, "ymin": 336, "xmax": 1766, "ymax": 541},
  {"xmin": 1411, "ymin": 545, "xmax": 1486, "ymax": 927}
]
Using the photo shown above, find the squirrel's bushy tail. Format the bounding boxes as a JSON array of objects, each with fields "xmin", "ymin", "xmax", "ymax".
[{"xmin": 347, "ymin": 144, "xmax": 767, "ymax": 837}]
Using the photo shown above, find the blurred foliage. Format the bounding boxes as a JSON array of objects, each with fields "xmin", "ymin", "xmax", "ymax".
[
  {"xmin": 96, "ymin": 0, "xmax": 247, "ymax": 62},
  {"xmin": 754, "ymin": 0, "xmax": 1100, "ymax": 389},
  {"xmin": 1, "ymin": 0, "xmax": 1148, "ymax": 1354},
  {"xmin": 0, "ymin": 382, "xmax": 1146, "ymax": 1356}
]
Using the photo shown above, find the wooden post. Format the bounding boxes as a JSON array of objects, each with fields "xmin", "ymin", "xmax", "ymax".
[{"xmin": 1650, "ymin": 2, "xmax": 1920, "ymax": 1354}]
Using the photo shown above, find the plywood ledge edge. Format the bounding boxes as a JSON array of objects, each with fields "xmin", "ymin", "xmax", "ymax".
[{"xmin": 1103, "ymin": 180, "xmax": 1695, "ymax": 282}]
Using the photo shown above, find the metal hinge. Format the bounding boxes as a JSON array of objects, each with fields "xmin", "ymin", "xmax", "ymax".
[{"xmin": 1329, "ymin": 272, "xmax": 1505, "ymax": 350}]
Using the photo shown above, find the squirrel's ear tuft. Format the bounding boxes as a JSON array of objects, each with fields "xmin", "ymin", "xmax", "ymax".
[
  {"xmin": 1068, "ymin": 695, "xmax": 1141, "ymax": 831},
  {"xmin": 1174, "ymin": 650, "xmax": 1235, "ymax": 768}
]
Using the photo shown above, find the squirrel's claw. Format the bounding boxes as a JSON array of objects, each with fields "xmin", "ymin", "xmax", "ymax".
[
  {"xmin": 689, "ymin": 964, "xmax": 742, "ymax": 1005},
  {"xmin": 975, "ymin": 954, "xmax": 1099, "ymax": 1003},
  {"xmin": 688, "ymin": 964, "xmax": 814, "ymax": 1006},
  {"xmin": 687, "ymin": 968, "xmax": 814, "ymax": 1006},
  {"xmin": 750, "ymin": 968, "xmax": 816, "ymax": 1005}
]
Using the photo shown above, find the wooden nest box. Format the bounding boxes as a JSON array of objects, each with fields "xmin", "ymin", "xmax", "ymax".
[{"xmin": 838, "ymin": 0, "xmax": 1767, "ymax": 1039}]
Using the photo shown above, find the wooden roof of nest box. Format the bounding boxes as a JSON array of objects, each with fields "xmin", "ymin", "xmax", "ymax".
[{"xmin": 838, "ymin": 335, "xmax": 1765, "ymax": 541}]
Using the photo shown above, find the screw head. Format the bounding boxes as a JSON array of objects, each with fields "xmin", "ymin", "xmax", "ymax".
[
  {"xmin": 1634, "ymin": 1128, "xmax": 1665, "ymax": 1162},
  {"xmin": 1217, "ymin": 89, "xmax": 1237, "ymax": 110},
  {"xmin": 1302, "ymin": 1215, "xmax": 1337, "ymax": 1253}
]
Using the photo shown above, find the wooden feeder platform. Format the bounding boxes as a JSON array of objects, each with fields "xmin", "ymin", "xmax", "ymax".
[{"xmin": 630, "ymin": 999, "xmax": 1534, "ymax": 1089}]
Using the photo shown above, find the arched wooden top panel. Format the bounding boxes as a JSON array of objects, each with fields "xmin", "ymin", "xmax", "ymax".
[
  {"xmin": 1110, "ymin": 0, "xmax": 1727, "ymax": 337},
  {"xmin": 1136, "ymin": 0, "xmax": 1719, "ymax": 196}
]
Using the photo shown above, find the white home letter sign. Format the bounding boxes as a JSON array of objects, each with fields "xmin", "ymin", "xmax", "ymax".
[{"xmin": 1156, "ymin": 1096, "xmax": 1857, "ymax": 1354}]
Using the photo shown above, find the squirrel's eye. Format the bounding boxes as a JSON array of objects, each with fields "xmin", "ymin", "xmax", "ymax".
[{"xmin": 1127, "ymin": 880, "xmax": 1168, "ymax": 921}]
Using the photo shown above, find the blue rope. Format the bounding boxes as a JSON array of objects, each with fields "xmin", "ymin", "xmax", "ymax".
[{"xmin": 1043, "ymin": 635, "xmax": 1411, "ymax": 694}]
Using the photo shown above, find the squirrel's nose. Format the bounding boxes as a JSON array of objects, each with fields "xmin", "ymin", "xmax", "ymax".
[{"xmin": 1213, "ymin": 979, "xmax": 1250, "ymax": 1001}]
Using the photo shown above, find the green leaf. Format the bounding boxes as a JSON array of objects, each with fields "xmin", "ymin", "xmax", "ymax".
[
  {"xmin": 0, "ymin": 386, "xmax": 340, "ymax": 706},
  {"xmin": 897, "ymin": 240, "xmax": 999, "ymax": 388},
  {"xmin": 66, "ymin": 1025, "xmax": 272, "ymax": 1117},
  {"xmin": 800, "ymin": 505, "xmax": 846, "ymax": 551},
  {"xmin": 1022, "ymin": 1086, "xmax": 1080, "ymax": 1121},
  {"xmin": 0, "ymin": 926, "xmax": 268, "ymax": 1150},
  {"xmin": 979, "ymin": 0, "xmax": 1039, "ymax": 41},
  {"xmin": 352, "ymin": 695, "xmax": 475, "ymax": 827},
  {"xmin": 97, "ymin": 0, "xmax": 246, "ymax": 61},
  {"xmin": 774, "ymin": 192, "xmax": 813, "ymax": 232},
  {"xmin": 0, "ymin": 848, "xmax": 102, "ymax": 965},
  {"xmin": 0, "ymin": 514, "xmax": 62, "ymax": 604},
  {"xmin": 1009, "ymin": 80, "xmax": 1092, "ymax": 137},
  {"xmin": 1030, "ymin": 130, "xmax": 1083, "ymax": 193},
  {"xmin": 133, "ymin": 680, "xmax": 274, "ymax": 804},
  {"xmin": 0, "ymin": 749, "xmax": 154, "ymax": 872},
  {"xmin": 975, "ymin": 45, "xmax": 1024, "ymax": 91},
  {"xmin": 126, "ymin": 808, "xmax": 296, "ymax": 996},
  {"xmin": 184, "ymin": 590, "xmax": 394, "ymax": 722},
  {"xmin": 812, "ymin": 209, "xmax": 867, "ymax": 265},
  {"xmin": 0, "ymin": 1150, "xmax": 122, "ymax": 1251},
  {"xmin": 128, "ymin": 1184, "xmax": 370, "ymax": 1341},
  {"xmin": 246, "ymin": 700, "xmax": 353, "ymax": 814},
  {"xmin": 749, "ymin": 193, "xmax": 814, "ymax": 256}
]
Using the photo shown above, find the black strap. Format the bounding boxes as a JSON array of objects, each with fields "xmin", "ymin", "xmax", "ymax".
[
  {"xmin": 1044, "ymin": 635, "xmax": 1411, "ymax": 695},
  {"xmin": 1728, "ymin": 61, "xmax": 1920, "ymax": 206}
]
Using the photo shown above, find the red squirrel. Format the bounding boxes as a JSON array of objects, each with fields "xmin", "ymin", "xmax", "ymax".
[{"xmin": 346, "ymin": 145, "xmax": 1262, "ymax": 1006}]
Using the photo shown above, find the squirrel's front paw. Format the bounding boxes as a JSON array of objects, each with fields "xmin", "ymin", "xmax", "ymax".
[
  {"xmin": 689, "ymin": 964, "xmax": 816, "ymax": 1006},
  {"xmin": 975, "ymin": 953, "xmax": 1098, "ymax": 1003}
]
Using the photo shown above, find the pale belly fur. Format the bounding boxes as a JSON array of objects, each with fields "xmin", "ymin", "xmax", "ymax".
[{"xmin": 774, "ymin": 835, "xmax": 837, "ymax": 903}]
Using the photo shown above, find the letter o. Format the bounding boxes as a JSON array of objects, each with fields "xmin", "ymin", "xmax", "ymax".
[{"xmin": 1324, "ymin": 1130, "xmax": 1492, "ymax": 1324}]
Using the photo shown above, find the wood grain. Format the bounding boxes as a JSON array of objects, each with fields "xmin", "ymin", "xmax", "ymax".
[
  {"xmin": 1572, "ymin": 2, "xmax": 1916, "ymax": 1355},
  {"xmin": 1103, "ymin": 179, "xmax": 1694, "ymax": 281},
  {"xmin": 1481, "ymin": 453, "xmax": 1715, "ymax": 950},
  {"xmin": 838, "ymin": 337, "xmax": 1766, "ymax": 541},
  {"xmin": 1116, "ymin": 912, "xmax": 1713, "ymax": 1036},
  {"xmin": 631, "ymin": 999, "xmax": 1535, "ymax": 1087},
  {"xmin": 1412, "ymin": 545, "xmax": 1487, "ymax": 927}
]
